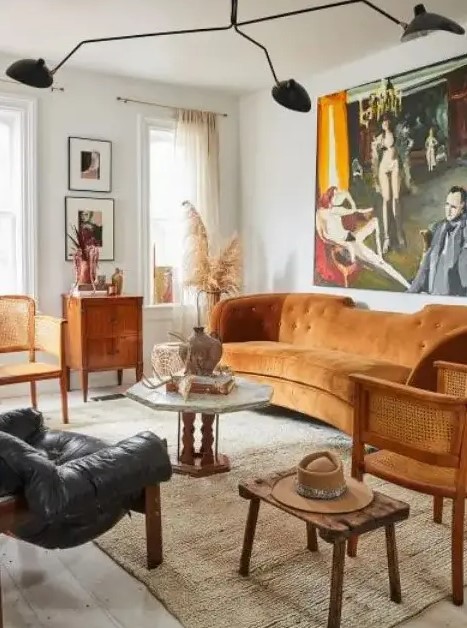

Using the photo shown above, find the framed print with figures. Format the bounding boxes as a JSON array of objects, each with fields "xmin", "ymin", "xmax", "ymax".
[
  {"xmin": 68, "ymin": 136, "xmax": 112, "ymax": 192},
  {"xmin": 65, "ymin": 196, "xmax": 115, "ymax": 261}
]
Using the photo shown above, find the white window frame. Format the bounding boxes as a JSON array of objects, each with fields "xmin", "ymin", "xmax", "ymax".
[
  {"xmin": 137, "ymin": 114, "xmax": 178, "ymax": 308},
  {"xmin": 0, "ymin": 94, "xmax": 37, "ymax": 299}
]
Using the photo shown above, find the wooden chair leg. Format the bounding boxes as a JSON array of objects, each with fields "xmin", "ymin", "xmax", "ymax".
[
  {"xmin": 145, "ymin": 485, "xmax": 163, "ymax": 569},
  {"xmin": 452, "ymin": 497, "xmax": 465, "ymax": 606},
  {"xmin": 347, "ymin": 535, "xmax": 358, "ymax": 558},
  {"xmin": 0, "ymin": 564, "xmax": 3, "ymax": 628},
  {"xmin": 433, "ymin": 496, "xmax": 443, "ymax": 524},
  {"xmin": 60, "ymin": 373, "xmax": 69, "ymax": 425},
  {"xmin": 385, "ymin": 524, "xmax": 402, "ymax": 603},
  {"xmin": 328, "ymin": 539, "xmax": 346, "ymax": 628},
  {"xmin": 30, "ymin": 381, "xmax": 37, "ymax": 409},
  {"xmin": 239, "ymin": 498, "xmax": 260, "ymax": 577}
]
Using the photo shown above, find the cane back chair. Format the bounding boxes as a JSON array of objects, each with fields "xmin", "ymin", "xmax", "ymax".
[
  {"xmin": 0, "ymin": 296, "xmax": 68, "ymax": 423},
  {"xmin": 350, "ymin": 371, "xmax": 467, "ymax": 605}
]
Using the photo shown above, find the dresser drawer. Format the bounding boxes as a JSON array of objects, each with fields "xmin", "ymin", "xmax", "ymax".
[
  {"xmin": 86, "ymin": 336, "xmax": 139, "ymax": 369},
  {"xmin": 85, "ymin": 303, "xmax": 139, "ymax": 338}
]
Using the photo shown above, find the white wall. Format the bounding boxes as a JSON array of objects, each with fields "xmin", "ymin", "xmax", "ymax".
[
  {"xmin": 239, "ymin": 31, "xmax": 467, "ymax": 313},
  {"xmin": 0, "ymin": 52, "xmax": 239, "ymax": 396}
]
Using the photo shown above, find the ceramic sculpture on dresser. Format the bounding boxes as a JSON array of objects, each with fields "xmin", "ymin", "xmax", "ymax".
[{"xmin": 67, "ymin": 225, "xmax": 99, "ymax": 293}]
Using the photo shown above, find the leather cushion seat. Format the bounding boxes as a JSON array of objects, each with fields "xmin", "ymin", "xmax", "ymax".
[
  {"xmin": 0, "ymin": 408, "xmax": 172, "ymax": 549},
  {"xmin": 222, "ymin": 341, "xmax": 411, "ymax": 404}
]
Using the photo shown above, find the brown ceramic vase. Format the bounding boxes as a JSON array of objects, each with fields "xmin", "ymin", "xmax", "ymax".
[{"xmin": 184, "ymin": 327, "xmax": 223, "ymax": 376}]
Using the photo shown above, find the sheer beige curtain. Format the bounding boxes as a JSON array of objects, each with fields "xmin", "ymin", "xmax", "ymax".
[{"xmin": 173, "ymin": 109, "xmax": 220, "ymax": 335}]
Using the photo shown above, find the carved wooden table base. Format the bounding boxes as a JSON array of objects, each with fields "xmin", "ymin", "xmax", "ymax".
[{"xmin": 173, "ymin": 411, "xmax": 231, "ymax": 477}]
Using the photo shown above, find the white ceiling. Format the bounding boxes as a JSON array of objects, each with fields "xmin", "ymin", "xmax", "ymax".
[{"xmin": 1, "ymin": 1, "xmax": 467, "ymax": 92}]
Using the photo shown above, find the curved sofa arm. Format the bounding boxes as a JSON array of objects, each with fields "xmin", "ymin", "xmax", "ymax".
[
  {"xmin": 210, "ymin": 294, "xmax": 287, "ymax": 343},
  {"xmin": 407, "ymin": 326, "xmax": 467, "ymax": 391}
]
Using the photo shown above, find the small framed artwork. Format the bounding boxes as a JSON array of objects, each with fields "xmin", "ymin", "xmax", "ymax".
[
  {"xmin": 68, "ymin": 136, "xmax": 112, "ymax": 192},
  {"xmin": 65, "ymin": 196, "xmax": 115, "ymax": 261}
]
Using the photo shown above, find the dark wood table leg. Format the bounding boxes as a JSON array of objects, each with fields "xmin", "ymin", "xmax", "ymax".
[
  {"xmin": 306, "ymin": 522, "xmax": 318, "ymax": 552},
  {"xmin": 328, "ymin": 539, "xmax": 346, "ymax": 628},
  {"xmin": 200, "ymin": 413, "xmax": 215, "ymax": 466},
  {"xmin": 180, "ymin": 412, "xmax": 196, "ymax": 465},
  {"xmin": 385, "ymin": 524, "xmax": 402, "ymax": 603},
  {"xmin": 145, "ymin": 485, "xmax": 163, "ymax": 569},
  {"xmin": 117, "ymin": 369, "xmax": 123, "ymax": 386},
  {"xmin": 239, "ymin": 498, "xmax": 261, "ymax": 577}
]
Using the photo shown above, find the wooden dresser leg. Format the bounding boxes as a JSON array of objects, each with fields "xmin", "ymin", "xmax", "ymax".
[
  {"xmin": 117, "ymin": 369, "xmax": 123, "ymax": 386},
  {"xmin": 328, "ymin": 539, "xmax": 346, "ymax": 628},
  {"xmin": 239, "ymin": 498, "xmax": 260, "ymax": 577},
  {"xmin": 81, "ymin": 370, "xmax": 89, "ymax": 403},
  {"xmin": 136, "ymin": 363, "xmax": 143, "ymax": 382},
  {"xmin": 385, "ymin": 524, "xmax": 402, "ymax": 603},
  {"xmin": 145, "ymin": 485, "xmax": 163, "ymax": 569}
]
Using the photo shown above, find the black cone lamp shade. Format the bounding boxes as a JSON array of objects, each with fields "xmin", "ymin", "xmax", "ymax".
[
  {"xmin": 272, "ymin": 79, "xmax": 311, "ymax": 113},
  {"xmin": 401, "ymin": 4, "xmax": 465, "ymax": 42},
  {"xmin": 6, "ymin": 58, "xmax": 53, "ymax": 88}
]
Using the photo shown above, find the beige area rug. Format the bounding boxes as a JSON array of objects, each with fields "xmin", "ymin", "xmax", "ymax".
[{"xmin": 47, "ymin": 399, "xmax": 466, "ymax": 628}]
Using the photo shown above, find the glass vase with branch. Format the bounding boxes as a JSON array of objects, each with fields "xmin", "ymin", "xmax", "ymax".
[{"xmin": 67, "ymin": 225, "xmax": 100, "ymax": 293}]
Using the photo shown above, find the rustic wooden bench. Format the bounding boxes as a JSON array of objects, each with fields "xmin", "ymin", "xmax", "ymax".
[{"xmin": 238, "ymin": 470, "xmax": 410, "ymax": 628}]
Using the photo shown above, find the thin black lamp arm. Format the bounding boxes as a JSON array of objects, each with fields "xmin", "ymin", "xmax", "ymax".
[
  {"xmin": 234, "ymin": 26, "xmax": 279, "ymax": 85},
  {"xmin": 235, "ymin": 0, "xmax": 403, "ymax": 28},
  {"xmin": 51, "ymin": 23, "xmax": 233, "ymax": 74}
]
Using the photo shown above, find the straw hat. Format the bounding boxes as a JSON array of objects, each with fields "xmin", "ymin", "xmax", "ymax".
[{"xmin": 271, "ymin": 450, "xmax": 373, "ymax": 514}]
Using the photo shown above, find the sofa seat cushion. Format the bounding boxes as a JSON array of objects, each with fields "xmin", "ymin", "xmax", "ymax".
[{"xmin": 222, "ymin": 342, "xmax": 411, "ymax": 404}]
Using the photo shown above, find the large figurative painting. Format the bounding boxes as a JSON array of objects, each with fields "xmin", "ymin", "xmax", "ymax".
[{"xmin": 314, "ymin": 54, "xmax": 467, "ymax": 296}]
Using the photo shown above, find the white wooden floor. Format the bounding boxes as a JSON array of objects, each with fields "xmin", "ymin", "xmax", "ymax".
[{"xmin": 1, "ymin": 386, "xmax": 467, "ymax": 627}]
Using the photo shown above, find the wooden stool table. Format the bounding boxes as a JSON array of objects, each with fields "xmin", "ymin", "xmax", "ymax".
[{"xmin": 238, "ymin": 470, "xmax": 410, "ymax": 628}]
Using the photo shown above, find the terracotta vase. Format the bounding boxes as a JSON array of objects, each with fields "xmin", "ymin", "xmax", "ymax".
[
  {"xmin": 184, "ymin": 326, "xmax": 223, "ymax": 376},
  {"xmin": 77, "ymin": 260, "xmax": 92, "ymax": 285}
]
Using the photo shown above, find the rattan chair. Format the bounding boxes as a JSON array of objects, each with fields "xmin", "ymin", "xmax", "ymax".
[
  {"xmin": 0, "ymin": 296, "xmax": 68, "ymax": 423},
  {"xmin": 350, "ymin": 372, "xmax": 467, "ymax": 605}
]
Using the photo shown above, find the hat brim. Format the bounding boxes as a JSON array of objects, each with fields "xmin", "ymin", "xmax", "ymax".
[{"xmin": 271, "ymin": 473, "xmax": 373, "ymax": 514}]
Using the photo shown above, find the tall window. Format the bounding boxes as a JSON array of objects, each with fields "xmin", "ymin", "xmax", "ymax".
[
  {"xmin": 147, "ymin": 123, "xmax": 182, "ymax": 305},
  {"xmin": 0, "ymin": 97, "xmax": 36, "ymax": 296}
]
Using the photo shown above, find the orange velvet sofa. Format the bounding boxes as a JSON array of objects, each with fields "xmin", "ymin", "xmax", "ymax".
[{"xmin": 210, "ymin": 293, "xmax": 467, "ymax": 435}]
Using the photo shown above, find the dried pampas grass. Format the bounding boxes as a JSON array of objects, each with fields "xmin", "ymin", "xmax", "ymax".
[{"xmin": 183, "ymin": 201, "xmax": 242, "ymax": 295}]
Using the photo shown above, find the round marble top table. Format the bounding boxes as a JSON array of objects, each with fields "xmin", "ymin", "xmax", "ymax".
[{"xmin": 126, "ymin": 377, "xmax": 273, "ymax": 477}]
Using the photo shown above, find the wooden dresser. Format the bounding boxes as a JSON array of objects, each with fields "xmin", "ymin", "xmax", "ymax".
[{"xmin": 62, "ymin": 295, "xmax": 143, "ymax": 401}]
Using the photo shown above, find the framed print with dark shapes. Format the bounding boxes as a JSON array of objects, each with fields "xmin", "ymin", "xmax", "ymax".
[{"xmin": 68, "ymin": 136, "xmax": 112, "ymax": 192}]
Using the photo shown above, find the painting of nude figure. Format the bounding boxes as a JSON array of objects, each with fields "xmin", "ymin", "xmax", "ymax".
[{"xmin": 314, "ymin": 53, "xmax": 467, "ymax": 296}]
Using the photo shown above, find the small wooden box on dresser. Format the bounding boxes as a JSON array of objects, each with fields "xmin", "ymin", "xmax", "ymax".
[{"xmin": 62, "ymin": 294, "xmax": 143, "ymax": 401}]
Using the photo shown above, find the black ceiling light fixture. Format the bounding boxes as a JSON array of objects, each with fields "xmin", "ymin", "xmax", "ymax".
[
  {"xmin": 6, "ymin": 1, "xmax": 465, "ymax": 113},
  {"xmin": 401, "ymin": 3, "xmax": 466, "ymax": 42}
]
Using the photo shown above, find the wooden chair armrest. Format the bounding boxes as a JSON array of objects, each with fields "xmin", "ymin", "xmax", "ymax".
[
  {"xmin": 434, "ymin": 361, "xmax": 467, "ymax": 396},
  {"xmin": 35, "ymin": 315, "xmax": 66, "ymax": 364},
  {"xmin": 349, "ymin": 372, "xmax": 463, "ymax": 407},
  {"xmin": 434, "ymin": 361, "xmax": 467, "ymax": 374}
]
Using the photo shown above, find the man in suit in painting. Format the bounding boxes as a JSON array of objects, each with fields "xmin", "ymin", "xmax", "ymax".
[{"xmin": 408, "ymin": 186, "xmax": 467, "ymax": 296}]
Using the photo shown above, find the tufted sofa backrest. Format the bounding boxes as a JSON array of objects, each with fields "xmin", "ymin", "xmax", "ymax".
[{"xmin": 278, "ymin": 296, "xmax": 467, "ymax": 367}]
